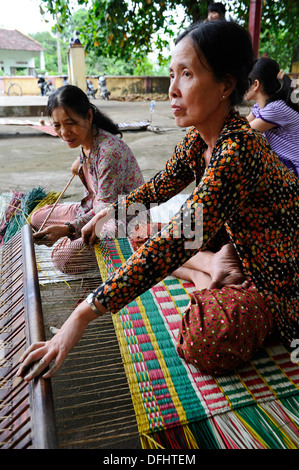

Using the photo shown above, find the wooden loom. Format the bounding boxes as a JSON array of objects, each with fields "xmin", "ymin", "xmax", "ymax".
[
  {"xmin": 0, "ymin": 225, "xmax": 57, "ymax": 448},
  {"xmin": 0, "ymin": 225, "xmax": 141, "ymax": 449}
]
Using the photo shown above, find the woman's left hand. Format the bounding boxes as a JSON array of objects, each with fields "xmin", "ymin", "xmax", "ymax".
[{"xmin": 33, "ymin": 225, "xmax": 70, "ymax": 245}]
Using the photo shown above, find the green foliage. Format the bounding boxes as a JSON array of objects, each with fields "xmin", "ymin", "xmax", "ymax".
[
  {"xmin": 35, "ymin": 6, "xmax": 173, "ymax": 75},
  {"xmin": 225, "ymin": 0, "xmax": 299, "ymax": 71},
  {"xmin": 258, "ymin": 0, "xmax": 299, "ymax": 70},
  {"xmin": 85, "ymin": 50, "xmax": 161, "ymax": 76},
  {"xmin": 29, "ymin": 31, "xmax": 69, "ymax": 74},
  {"xmin": 38, "ymin": 0, "xmax": 192, "ymax": 62},
  {"xmin": 36, "ymin": 0, "xmax": 299, "ymax": 74}
]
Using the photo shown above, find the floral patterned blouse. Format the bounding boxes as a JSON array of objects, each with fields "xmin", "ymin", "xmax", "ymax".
[
  {"xmin": 72, "ymin": 129, "xmax": 144, "ymax": 236},
  {"xmin": 94, "ymin": 110, "xmax": 299, "ymax": 346}
]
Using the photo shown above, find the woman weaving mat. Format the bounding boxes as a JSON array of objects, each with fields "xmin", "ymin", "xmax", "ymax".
[
  {"xmin": 18, "ymin": 20, "xmax": 298, "ymax": 379},
  {"xmin": 30, "ymin": 84, "xmax": 144, "ymax": 274}
]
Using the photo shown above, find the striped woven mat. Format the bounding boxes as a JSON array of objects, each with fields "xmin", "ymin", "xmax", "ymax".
[{"xmin": 95, "ymin": 237, "xmax": 299, "ymax": 449}]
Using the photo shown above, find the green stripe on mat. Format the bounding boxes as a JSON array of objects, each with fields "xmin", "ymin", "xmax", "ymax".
[{"xmin": 236, "ymin": 405, "xmax": 296, "ymax": 449}]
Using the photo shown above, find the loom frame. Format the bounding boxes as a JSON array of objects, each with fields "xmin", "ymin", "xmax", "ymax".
[
  {"xmin": 21, "ymin": 224, "xmax": 58, "ymax": 449},
  {"xmin": 0, "ymin": 224, "xmax": 58, "ymax": 449}
]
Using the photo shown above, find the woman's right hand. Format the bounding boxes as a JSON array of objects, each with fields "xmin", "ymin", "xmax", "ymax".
[
  {"xmin": 17, "ymin": 299, "xmax": 102, "ymax": 381},
  {"xmin": 81, "ymin": 208, "xmax": 110, "ymax": 245}
]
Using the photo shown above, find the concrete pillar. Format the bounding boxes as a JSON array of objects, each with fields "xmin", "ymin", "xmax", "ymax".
[
  {"xmin": 67, "ymin": 44, "xmax": 86, "ymax": 92},
  {"xmin": 40, "ymin": 50, "xmax": 45, "ymax": 71}
]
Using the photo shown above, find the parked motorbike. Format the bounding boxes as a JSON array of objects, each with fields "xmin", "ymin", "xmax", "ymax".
[
  {"xmin": 98, "ymin": 75, "xmax": 110, "ymax": 100},
  {"xmin": 37, "ymin": 76, "xmax": 46, "ymax": 96},
  {"xmin": 86, "ymin": 80, "xmax": 97, "ymax": 99},
  {"xmin": 37, "ymin": 76, "xmax": 55, "ymax": 96},
  {"xmin": 45, "ymin": 80, "xmax": 55, "ymax": 96}
]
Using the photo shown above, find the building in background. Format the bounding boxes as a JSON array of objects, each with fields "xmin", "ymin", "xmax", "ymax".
[{"xmin": 0, "ymin": 29, "xmax": 44, "ymax": 76}]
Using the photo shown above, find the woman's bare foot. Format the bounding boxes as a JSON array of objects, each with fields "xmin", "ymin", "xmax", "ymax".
[{"xmin": 172, "ymin": 243, "xmax": 250, "ymax": 290}]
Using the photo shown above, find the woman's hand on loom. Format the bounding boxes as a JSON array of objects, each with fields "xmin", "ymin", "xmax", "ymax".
[
  {"xmin": 82, "ymin": 208, "xmax": 109, "ymax": 245},
  {"xmin": 33, "ymin": 225, "xmax": 70, "ymax": 245},
  {"xmin": 208, "ymin": 243, "xmax": 250, "ymax": 289},
  {"xmin": 17, "ymin": 299, "xmax": 105, "ymax": 381}
]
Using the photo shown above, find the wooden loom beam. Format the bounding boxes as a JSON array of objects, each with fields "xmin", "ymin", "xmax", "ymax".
[
  {"xmin": 21, "ymin": 224, "xmax": 58, "ymax": 449},
  {"xmin": 0, "ymin": 225, "xmax": 58, "ymax": 449}
]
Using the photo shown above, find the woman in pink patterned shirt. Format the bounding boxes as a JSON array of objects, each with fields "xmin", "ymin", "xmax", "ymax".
[{"xmin": 31, "ymin": 85, "xmax": 144, "ymax": 273}]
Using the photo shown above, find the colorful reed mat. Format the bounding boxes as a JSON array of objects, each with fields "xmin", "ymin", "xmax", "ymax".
[{"xmin": 94, "ymin": 237, "xmax": 299, "ymax": 450}]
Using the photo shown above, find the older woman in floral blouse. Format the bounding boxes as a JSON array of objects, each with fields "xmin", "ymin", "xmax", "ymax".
[{"xmin": 18, "ymin": 21, "xmax": 298, "ymax": 380}]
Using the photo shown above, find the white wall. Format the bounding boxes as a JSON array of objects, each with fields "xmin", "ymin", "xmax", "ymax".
[{"xmin": 0, "ymin": 49, "xmax": 39, "ymax": 75}]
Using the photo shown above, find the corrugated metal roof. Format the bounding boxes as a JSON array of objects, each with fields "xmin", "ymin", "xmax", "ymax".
[{"xmin": 0, "ymin": 29, "xmax": 44, "ymax": 51}]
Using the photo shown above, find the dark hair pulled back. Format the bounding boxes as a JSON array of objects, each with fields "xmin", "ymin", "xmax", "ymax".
[
  {"xmin": 207, "ymin": 2, "xmax": 226, "ymax": 18},
  {"xmin": 47, "ymin": 85, "xmax": 122, "ymax": 136},
  {"xmin": 175, "ymin": 20, "xmax": 254, "ymax": 107},
  {"xmin": 248, "ymin": 58, "xmax": 299, "ymax": 113}
]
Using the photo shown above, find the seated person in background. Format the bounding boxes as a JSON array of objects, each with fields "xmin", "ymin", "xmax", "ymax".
[
  {"xmin": 246, "ymin": 57, "xmax": 299, "ymax": 177},
  {"xmin": 206, "ymin": 2, "xmax": 226, "ymax": 21}
]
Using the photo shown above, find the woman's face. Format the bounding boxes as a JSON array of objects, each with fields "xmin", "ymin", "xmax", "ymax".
[
  {"xmin": 208, "ymin": 11, "xmax": 221, "ymax": 21},
  {"xmin": 51, "ymin": 106, "xmax": 93, "ymax": 150},
  {"xmin": 169, "ymin": 36, "xmax": 227, "ymax": 131}
]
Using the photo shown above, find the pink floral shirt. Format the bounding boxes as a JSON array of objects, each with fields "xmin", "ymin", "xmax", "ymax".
[{"xmin": 72, "ymin": 129, "xmax": 144, "ymax": 235}]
